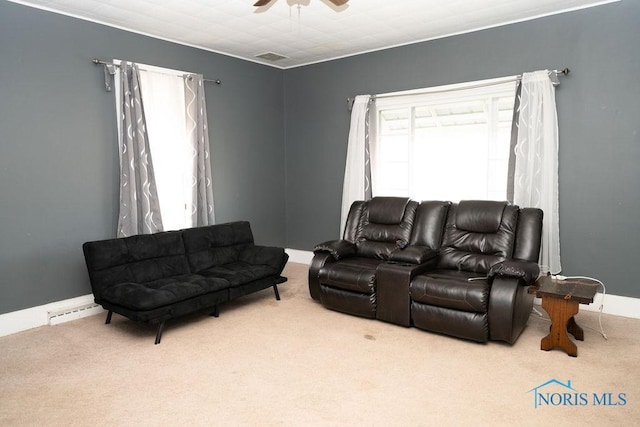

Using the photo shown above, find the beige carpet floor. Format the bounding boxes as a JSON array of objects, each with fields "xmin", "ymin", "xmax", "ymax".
[{"xmin": 1, "ymin": 262, "xmax": 638, "ymax": 426}]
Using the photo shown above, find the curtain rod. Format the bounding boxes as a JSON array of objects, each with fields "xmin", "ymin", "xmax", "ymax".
[
  {"xmin": 92, "ymin": 58, "xmax": 221, "ymax": 85},
  {"xmin": 347, "ymin": 67, "xmax": 570, "ymax": 109}
]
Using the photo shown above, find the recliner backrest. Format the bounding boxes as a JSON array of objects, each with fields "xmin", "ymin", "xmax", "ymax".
[
  {"xmin": 408, "ymin": 201, "xmax": 451, "ymax": 249},
  {"xmin": 437, "ymin": 200, "xmax": 519, "ymax": 273},
  {"xmin": 343, "ymin": 200, "xmax": 368, "ymax": 242},
  {"xmin": 512, "ymin": 207, "xmax": 544, "ymax": 262},
  {"xmin": 351, "ymin": 197, "xmax": 418, "ymax": 260}
]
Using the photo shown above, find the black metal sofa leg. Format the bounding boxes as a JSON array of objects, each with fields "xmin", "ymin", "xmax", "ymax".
[
  {"xmin": 273, "ymin": 284, "xmax": 281, "ymax": 301},
  {"xmin": 105, "ymin": 310, "xmax": 113, "ymax": 325},
  {"xmin": 210, "ymin": 305, "xmax": 219, "ymax": 318},
  {"xmin": 155, "ymin": 320, "xmax": 166, "ymax": 345}
]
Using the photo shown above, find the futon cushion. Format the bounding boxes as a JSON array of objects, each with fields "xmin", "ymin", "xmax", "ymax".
[
  {"xmin": 84, "ymin": 230, "xmax": 186, "ymax": 271},
  {"xmin": 199, "ymin": 262, "xmax": 280, "ymax": 287},
  {"xmin": 238, "ymin": 245, "xmax": 288, "ymax": 270},
  {"xmin": 410, "ymin": 270, "xmax": 490, "ymax": 313},
  {"xmin": 182, "ymin": 222, "xmax": 254, "ymax": 272},
  {"xmin": 83, "ymin": 231, "xmax": 191, "ymax": 298},
  {"xmin": 100, "ymin": 274, "xmax": 229, "ymax": 311},
  {"xmin": 318, "ymin": 257, "xmax": 383, "ymax": 294}
]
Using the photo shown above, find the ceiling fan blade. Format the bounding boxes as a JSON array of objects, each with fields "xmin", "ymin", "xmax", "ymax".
[
  {"xmin": 328, "ymin": 0, "xmax": 349, "ymax": 5},
  {"xmin": 253, "ymin": 0, "xmax": 273, "ymax": 6}
]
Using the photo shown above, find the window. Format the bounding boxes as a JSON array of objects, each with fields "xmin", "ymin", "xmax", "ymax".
[
  {"xmin": 371, "ymin": 78, "xmax": 517, "ymax": 202},
  {"xmin": 138, "ymin": 67, "xmax": 194, "ymax": 231},
  {"xmin": 115, "ymin": 62, "xmax": 194, "ymax": 231}
]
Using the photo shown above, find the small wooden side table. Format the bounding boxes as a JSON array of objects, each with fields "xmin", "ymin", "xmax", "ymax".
[{"xmin": 528, "ymin": 275, "xmax": 600, "ymax": 357}]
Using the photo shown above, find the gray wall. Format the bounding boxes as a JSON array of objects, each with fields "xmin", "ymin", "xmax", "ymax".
[
  {"xmin": 283, "ymin": 1, "xmax": 640, "ymax": 298},
  {"xmin": 0, "ymin": 2, "xmax": 285, "ymax": 314},
  {"xmin": 1, "ymin": 1, "xmax": 639, "ymax": 315}
]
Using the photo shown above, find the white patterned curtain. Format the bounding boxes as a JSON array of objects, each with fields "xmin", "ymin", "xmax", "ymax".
[
  {"xmin": 184, "ymin": 74, "xmax": 215, "ymax": 226},
  {"xmin": 116, "ymin": 62, "xmax": 163, "ymax": 237},
  {"xmin": 340, "ymin": 95, "xmax": 372, "ymax": 238},
  {"xmin": 512, "ymin": 70, "xmax": 561, "ymax": 273}
]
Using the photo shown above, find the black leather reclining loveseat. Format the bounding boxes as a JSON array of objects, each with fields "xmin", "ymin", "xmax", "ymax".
[
  {"xmin": 309, "ymin": 197, "xmax": 542, "ymax": 344},
  {"xmin": 83, "ymin": 221, "xmax": 288, "ymax": 344}
]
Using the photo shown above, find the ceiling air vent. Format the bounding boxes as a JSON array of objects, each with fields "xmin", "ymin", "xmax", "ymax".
[{"xmin": 255, "ymin": 52, "xmax": 288, "ymax": 62}]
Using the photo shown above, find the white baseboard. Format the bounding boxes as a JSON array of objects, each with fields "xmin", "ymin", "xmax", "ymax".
[
  {"xmin": 1, "ymin": 252, "xmax": 638, "ymax": 338},
  {"xmin": 285, "ymin": 248, "xmax": 314, "ymax": 265},
  {"xmin": 0, "ymin": 294, "xmax": 103, "ymax": 338}
]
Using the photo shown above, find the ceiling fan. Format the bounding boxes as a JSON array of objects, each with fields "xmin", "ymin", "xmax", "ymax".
[{"xmin": 254, "ymin": 0, "xmax": 349, "ymax": 7}]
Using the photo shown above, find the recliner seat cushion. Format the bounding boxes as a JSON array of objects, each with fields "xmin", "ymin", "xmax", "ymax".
[
  {"xmin": 411, "ymin": 303, "xmax": 488, "ymax": 342},
  {"xmin": 100, "ymin": 274, "xmax": 229, "ymax": 311},
  {"xmin": 318, "ymin": 257, "xmax": 383, "ymax": 294},
  {"xmin": 410, "ymin": 270, "xmax": 489, "ymax": 313}
]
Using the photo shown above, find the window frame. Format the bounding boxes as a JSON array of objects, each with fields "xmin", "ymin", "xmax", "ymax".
[{"xmin": 370, "ymin": 76, "xmax": 518, "ymax": 202}]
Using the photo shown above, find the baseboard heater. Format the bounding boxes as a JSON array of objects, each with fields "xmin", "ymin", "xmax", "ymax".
[{"xmin": 47, "ymin": 302, "xmax": 102, "ymax": 326}]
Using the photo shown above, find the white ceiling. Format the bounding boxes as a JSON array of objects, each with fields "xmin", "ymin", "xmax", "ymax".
[{"xmin": 11, "ymin": 0, "xmax": 617, "ymax": 69}]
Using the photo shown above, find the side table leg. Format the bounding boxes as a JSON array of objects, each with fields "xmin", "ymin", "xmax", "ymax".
[
  {"xmin": 567, "ymin": 316, "xmax": 584, "ymax": 341},
  {"xmin": 540, "ymin": 296, "xmax": 580, "ymax": 357}
]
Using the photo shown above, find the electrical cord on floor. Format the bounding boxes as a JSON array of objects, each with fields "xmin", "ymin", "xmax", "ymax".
[{"xmin": 532, "ymin": 275, "xmax": 608, "ymax": 340}]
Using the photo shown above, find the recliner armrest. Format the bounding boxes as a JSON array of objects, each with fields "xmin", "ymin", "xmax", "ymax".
[
  {"xmin": 488, "ymin": 260, "xmax": 539, "ymax": 285},
  {"xmin": 389, "ymin": 246, "xmax": 437, "ymax": 264},
  {"xmin": 313, "ymin": 240, "xmax": 356, "ymax": 261}
]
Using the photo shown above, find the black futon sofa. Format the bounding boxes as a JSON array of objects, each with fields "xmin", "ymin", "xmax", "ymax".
[
  {"xmin": 309, "ymin": 197, "xmax": 542, "ymax": 344},
  {"xmin": 83, "ymin": 221, "xmax": 288, "ymax": 344}
]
